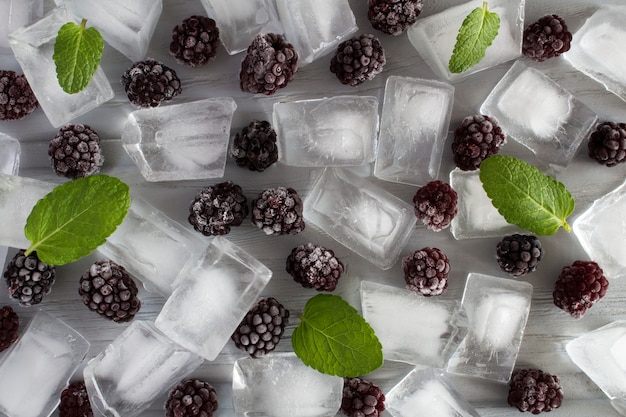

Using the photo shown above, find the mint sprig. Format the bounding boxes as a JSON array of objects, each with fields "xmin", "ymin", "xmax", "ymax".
[
  {"xmin": 24, "ymin": 175, "xmax": 130, "ymax": 266},
  {"xmin": 53, "ymin": 19, "xmax": 104, "ymax": 94},
  {"xmin": 479, "ymin": 155, "xmax": 574, "ymax": 235},
  {"xmin": 449, "ymin": 1, "xmax": 500, "ymax": 74},
  {"xmin": 292, "ymin": 294, "xmax": 383, "ymax": 377}
]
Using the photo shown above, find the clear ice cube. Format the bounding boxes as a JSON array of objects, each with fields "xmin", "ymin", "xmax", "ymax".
[
  {"xmin": 303, "ymin": 168, "xmax": 415, "ymax": 270},
  {"xmin": 121, "ymin": 98, "xmax": 236, "ymax": 182},
  {"xmin": 374, "ymin": 76, "xmax": 454, "ymax": 186},
  {"xmin": 447, "ymin": 273, "xmax": 533, "ymax": 382},
  {"xmin": 360, "ymin": 281, "xmax": 467, "ymax": 368},
  {"xmin": 0, "ymin": 134, "xmax": 20, "ymax": 271},
  {"xmin": 232, "ymin": 352, "xmax": 343, "ymax": 417},
  {"xmin": 273, "ymin": 96, "xmax": 379, "ymax": 167},
  {"xmin": 155, "ymin": 236, "xmax": 273, "ymax": 361},
  {"xmin": 8, "ymin": 6, "xmax": 114, "ymax": 128},
  {"xmin": 480, "ymin": 60, "xmax": 598, "ymax": 167},
  {"xmin": 0, "ymin": 0, "xmax": 43, "ymax": 48}
]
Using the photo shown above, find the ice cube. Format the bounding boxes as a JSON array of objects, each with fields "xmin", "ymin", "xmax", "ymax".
[
  {"xmin": 374, "ymin": 76, "xmax": 454, "ymax": 186},
  {"xmin": 232, "ymin": 352, "xmax": 343, "ymax": 417},
  {"xmin": 273, "ymin": 96, "xmax": 379, "ymax": 167},
  {"xmin": 0, "ymin": 134, "xmax": 20, "ymax": 271},
  {"xmin": 121, "ymin": 98, "xmax": 236, "ymax": 182},
  {"xmin": 0, "ymin": 0, "xmax": 42, "ymax": 48}
]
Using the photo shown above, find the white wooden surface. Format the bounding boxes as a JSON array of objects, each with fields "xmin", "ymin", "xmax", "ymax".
[{"xmin": 2, "ymin": 0, "xmax": 626, "ymax": 416}]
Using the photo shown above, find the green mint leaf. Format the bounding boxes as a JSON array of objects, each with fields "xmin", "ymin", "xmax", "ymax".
[
  {"xmin": 479, "ymin": 155, "xmax": 574, "ymax": 235},
  {"xmin": 449, "ymin": 1, "xmax": 500, "ymax": 74},
  {"xmin": 53, "ymin": 19, "xmax": 104, "ymax": 94},
  {"xmin": 24, "ymin": 175, "xmax": 130, "ymax": 266},
  {"xmin": 291, "ymin": 294, "xmax": 383, "ymax": 377}
]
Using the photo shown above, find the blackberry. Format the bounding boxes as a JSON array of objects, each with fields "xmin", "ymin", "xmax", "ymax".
[
  {"xmin": 188, "ymin": 181, "xmax": 249, "ymax": 236},
  {"xmin": 230, "ymin": 120, "xmax": 279, "ymax": 172},
  {"xmin": 412, "ymin": 180, "xmax": 458, "ymax": 232},
  {"xmin": 165, "ymin": 379, "xmax": 218, "ymax": 417},
  {"xmin": 0, "ymin": 70, "xmax": 38, "ymax": 121},
  {"xmin": 170, "ymin": 15, "xmax": 220, "ymax": 67},
  {"xmin": 367, "ymin": 0, "xmax": 423, "ymax": 36},
  {"xmin": 121, "ymin": 58, "xmax": 182, "ymax": 107},
  {"xmin": 508, "ymin": 369, "xmax": 564, "ymax": 414},
  {"xmin": 79, "ymin": 259, "xmax": 141, "ymax": 322},
  {"xmin": 522, "ymin": 15, "xmax": 572, "ymax": 62},
  {"xmin": 341, "ymin": 377, "xmax": 385, "ymax": 417},
  {"xmin": 286, "ymin": 243, "xmax": 344, "ymax": 292},
  {"xmin": 4, "ymin": 250, "xmax": 56, "ymax": 307},
  {"xmin": 588, "ymin": 121, "xmax": 626, "ymax": 167},
  {"xmin": 0, "ymin": 306, "xmax": 19, "ymax": 353},
  {"xmin": 231, "ymin": 297, "xmax": 290, "ymax": 357},
  {"xmin": 452, "ymin": 115, "xmax": 505, "ymax": 171},
  {"xmin": 553, "ymin": 260, "xmax": 609, "ymax": 319},
  {"xmin": 251, "ymin": 187, "xmax": 305, "ymax": 236},
  {"xmin": 403, "ymin": 247, "xmax": 450, "ymax": 296},
  {"xmin": 496, "ymin": 234, "xmax": 544, "ymax": 277},
  {"xmin": 59, "ymin": 381, "xmax": 94, "ymax": 417},
  {"xmin": 240, "ymin": 33, "xmax": 298, "ymax": 96},
  {"xmin": 48, "ymin": 124, "xmax": 104, "ymax": 179},
  {"xmin": 330, "ymin": 34, "xmax": 386, "ymax": 87}
]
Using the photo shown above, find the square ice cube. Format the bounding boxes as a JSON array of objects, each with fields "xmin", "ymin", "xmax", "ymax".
[
  {"xmin": 360, "ymin": 281, "xmax": 468, "ymax": 368},
  {"xmin": 0, "ymin": 310, "xmax": 89, "ymax": 417},
  {"xmin": 53, "ymin": 0, "xmax": 162, "ymax": 61},
  {"xmin": 374, "ymin": 76, "xmax": 454, "ymax": 186},
  {"xmin": 564, "ymin": 6, "xmax": 626, "ymax": 103},
  {"xmin": 8, "ymin": 6, "xmax": 114, "ymax": 128},
  {"xmin": 83, "ymin": 320, "xmax": 203, "ymax": 417},
  {"xmin": 447, "ymin": 273, "xmax": 533, "ymax": 382},
  {"xmin": 273, "ymin": 95, "xmax": 379, "ymax": 167},
  {"xmin": 121, "ymin": 98, "xmax": 237, "ymax": 182},
  {"xmin": 480, "ymin": 60, "xmax": 598, "ymax": 167},
  {"xmin": 155, "ymin": 236, "xmax": 273, "ymax": 361},
  {"xmin": 0, "ymin": 0, "xmax": 43, "ymax": 48},
  {"xmin": 386, "ymin": 367, "xmax": 482, "ymax": 417},
  {"xmin": 407, "ymin": 0, "xmax": 525, "ymax": 81},
  {"xmin": 232, "ymin": 352, "xmax": 343, "ymax": 417},
  {"xmin": 303, "ymin": 168, "xmax": 415, "ymax": 270},
  {"xmin": 0, "ymin": 134, "xmax": 20, "ymax": 271},
  {"xmin": 200, "ymin": 0, "xmax": 281, "ymax": 55},
  {"xmin": 275, "ymin": 0, "xmax": 358, "ymax": 65}
]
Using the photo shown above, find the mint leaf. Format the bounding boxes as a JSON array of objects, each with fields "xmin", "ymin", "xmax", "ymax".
[
  {"xmin": 449, "ymin": 2, "xmax": 500, "ymax": 74},
  {"xmin": 479, "ymin": 155, "xmax": 574, "ymax": 235},
  {"xmin": 53, "ymin": 19, "xmax": 104, "ymax": 94},
  {"xmin": 292, "ymin": 294, "xmax": 383, "ymax": 377},
  {"xmin": 24, "ymin": 175, "xmax": 130, "ymax": 266}
]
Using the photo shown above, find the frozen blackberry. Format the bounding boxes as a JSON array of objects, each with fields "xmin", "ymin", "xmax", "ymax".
[
  {"xmin": 588, "ymin": 121, "xmax": 626, "ymax": 167},
  {"xmin": 368, "ymin": 0, "xmax": 423, "ymax": 36},
  {"xmin": 286, "ymin": 243, "xmax": 344, "ymax": 292},
  {"xmin": 231, "ymin": 297, "xmax": 290, "ymax": 358},
  {"xmin": 48, "ymin": 124, "xmax": 104, "ymax": 179},
  {"xmin": 251, "ymin": 187, "xmax": 305, "ymax": 236},
  {"xmin": 0, "ymin": 306, "xmax": 19, "ymax": 353},
  {"xmin": 341, "ymin": 377, "xmax": 385, "ymax": 417},
  {"xmin": 496, "ymin": 234, "xmax": 544, "ymax": 277},
  {"xmin": 170, "ymin": 15, "xmax": 220, "ymax": 67},
  {"xmin": 452, "ymin": 115, "xmax": 505, "ymax": 171},
  {"xmin": 522, "ymin": 15, "xmax": 572, "ymax": 62},
  {"xmin": 412, "ymin": 180, "xmax": 458, "ymax": 232},
  {"xmin": 230, "ymin": 120, "xmax": 279, "ymax": 172},
  {"xmin": 330, "ymin": 34, "xmax": 386, "ymax": 87},
  {"xmin": 240, "ymin": 33, "xmax": 298, "ymax": 96},
  {"xmin": 553, "ymin": 260, "xmax": 608, "ymax": 319},
  {"xmin": 508, "ymin": 368, "xmax": 564, "ymax": 414},
  {"xmin": 165, "ymin": 378, "xmax": 218, "ymax": 417},
  {"xmin": 188, "ymin": 181, "xmax": 249, "ymax": 236},
  {"xmin": 59, "ymin": 381, "xmax": 94, "ymax": 417},
  {"xmin": 79, "ymin": 259, "xmax": 141, "ymax": 322},
  {"xmin": 403, "ymin": 247, "xmax": 450, "ymax": 296},
  {"xmin": 4, "ymin": 250, "xmax": 56, "ymax": 307},
  {"xmin": 121, "ymin": 58, "xmax": 182, "ymax": 107},
  {"xmin": 0, "ymin": 70, "xmax": 38, "ymax": 121}
]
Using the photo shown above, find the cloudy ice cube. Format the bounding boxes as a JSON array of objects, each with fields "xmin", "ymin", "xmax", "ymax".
[
  {"xmin": 0, "ymin": 134, "xmax": 20, "ymax": 271},
  {"xmin": 0, "ymin": 0, "xmax": 42, "ymax": 48}
]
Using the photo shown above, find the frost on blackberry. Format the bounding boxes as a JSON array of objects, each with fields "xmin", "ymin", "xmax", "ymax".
[
  {"xmin": 368, "ymin": 0, "xmax": 423, "ymax": 36},
  {"xmin": 170, "ymin": 15, "xmax": 220, "ymax": 67},
  {"xmin": 496, "ymin": 234, "xmax": 544, "ymax": 277},
  {"xmin": 4, "ymin": 250, "xmax": 56, "ymax": 307},
  {"xmin": 330, "ymin": 34, "xmax": 386, "ymax": 87},
  {"xmin": 59, "ymin": 380, "xmax": 94, "ymax": 417},
  {"xmin": 553, "ymin": 260, "xmax": 609, "ymax": 319},
  {"xmin": 121, "ymin": 58, "xmax": 182, "ymax": 107},
  {"xmin": 231, "ymin": 297, "xmax": 289, "ymax": 357},
  {"xmin": 48, "ymin": 124, "xmax": 104, "ymax": 179},
  {"xmin": 341, "ymin": 377, "xmax": 386, "ymax": 417},
  {"xmin": 412, "ymin": 180, "xmax": 458, "ymax": 232},
  {"xmin": 0, "ymin": 70, "xmax": 38, "ymax": 121},
  {"xmin": 286, "ymin": 243, "xmax": 344, "ymax": 291},
  {"xmin": 0, "ymin": 305, "xmax": 19, "ymax": 353},
  {"xmin": 403, "ymin": 247, "xmax": 450, "ymax": 296},
  {"xmin": 251, "ymin": 187, "xmax": 305, "ymax": 236},
  {"xmin": 522, "ymin": 15, "xmax": 572, "ymax": 62},
  {"xmin": 230, "ymin": 120, "xmax": 279, "ymax": 172},
  {"xmin": 165, "ymin": 378, "xmax": 218, "ymax": 417},
  {"xmin": 452, "ymin": 115, "xmax": 505, "ymax": 171},
  {"xmin": 188, "ymin": 181, "xmax": 249, "ymax": 236},
  {"xmin": 508, "ymin": 368, "xmax": 564, "ymax": 414},
  {"xmin": 588, "ymin": 121, "xmax": 626, "ymax": 167}
]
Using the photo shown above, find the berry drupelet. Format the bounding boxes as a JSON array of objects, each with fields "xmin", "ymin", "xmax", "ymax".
[
  {"xmin": 48, "ymin": 124, "xmax": 104, "ymax": 179},
  {"xmin": 230, "ymin": 120, "xmax": 279, "ymax": 172},
  {"xmin": 165, "ymin": 378, "xmax": 218, "ymax": 417},
  {"xmin": 367, "ymin": 0, "xmax": 423, "ymax": 36},
  {"xmin": 553, "ymin": 260, "xmax": 609, "ymax": 319},
  {"xmin": 403, "ymin": 247, "xmax": 450, "ymax": 296},
  {"xmin": 286, "ymin": 243, "xmax": 344, "ymax": 292},
  {"xmin": 496, "ymin": 234, "xmax": 544, "ymax": 277},
  {"xmin": 341, "ymin": 377, "xmax": 385, "ymax": 417},
  {"xmin": 522, "ymin": 15, "xmax": 572, "ymax": 62},
  {"xmin": 0, "ymin": 306, "xmax": 19, "ymax": 353},
  {"xmin": 170, "ymin": 15, "xmax": 220, "ymax": 67},
  {"xmin": 508, "ymin": 368, "xmax": 564, "ymax": 414},
  {"xmin": 231, "ymin": 297, "xmax": 289, "ymax": 357},
  {"xmin": 121, "ymin": 58, "xmax": 182, "ymax": 107},
  {"xmin": 330, "ymin": 34, "xmax": 386, "ymax": 87},
  {"xmin": 251, "ymin": 187, "xmax": 305, "ymax": 236},
  {"xmin": 0, "ymin": 70, "xmax": 38, "ymax": 121},
  {"xmin": 188, "ymin": 181, "xmax": 248, "ymax": 236},
  {"xmin": 4, "ymin": 250, "xmax": 56, "ymax": 307},
  {"xmin": 59, "ymin": 381, "xmax": 94, "ymax": 417},
  {"xmin": 588, "ymin": 121, "xmax": 626, "ymax": 167},
  {"xmin": 412, "ymin": 180, "xmax": 458, "ymax": 232},
  {"xmin": 452, "ymin": 114, "xmax": 505, "ymax": 171}
]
